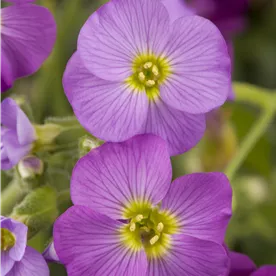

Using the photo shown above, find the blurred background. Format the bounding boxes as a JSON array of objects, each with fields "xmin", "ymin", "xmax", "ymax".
[{"xmin": 1, "ymin": 0, "xmax": 276, "ymax": 274}]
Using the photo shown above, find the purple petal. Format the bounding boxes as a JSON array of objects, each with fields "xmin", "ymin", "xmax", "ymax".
[
  {"xmin": 42, "ymin": 242, "xmax": 59, "ymax": 263},
  {"xmin": 1, "ymin": 4, "xmax": 56, "ymax": 92},
  {"xmin": 71, "ymin": 134, "xmax": 172, "ymax": 219},
  {"xmin": 1, "ymin": 129, "xmax": 32, "ymax": 170},
  {"xmin": 161, "ymin": 0, "xmax": 195, "ymax": 22},
  {"xmin": 1, "ymin": 51, "xmax": 13, "ymax": 92},
  {"xmin": 54, "ymin": 206, "xmax": 147, "ymax": 276},
  {"xmin": 1, "ymin": 251, "xmax": 15, "ymax": 275},
  {"xmin": 160, "ymin": 15, "xmax": 231, "ymax": 114},
  {"xmin": 1, "ymin": 98, "xmax": 36, "ymax": 145},
  {"xmin": 63, "ymin": 52, "xmax": 149, "ymax": 142},
  {"xmin": 251, "ymin": 266, "xmax": 276, "ymax": 276},
  {"xmin": 2, "ymin": 0, "xmax": 35, "ymax": 3},
  {"xmin": 78, "ymin": 0, "xmax": 170, "ymax": 81},
  {"xmin": 160, "ymin": 172, "xmax": 232, "ymax": 244},
  {"xmin": 6, "ymin": 246, "xmax": 49, "ymax": 276},
  {"xmin": 144, "ymin": 98, "xmax": 206, "ymax": 156},
  {"xmin": 229, "ymin": 251, "xmax": 256, "ymax": 276},
  {"xmin": 147, "ymin": 234, "xmax": 229, "ymax": 276}
]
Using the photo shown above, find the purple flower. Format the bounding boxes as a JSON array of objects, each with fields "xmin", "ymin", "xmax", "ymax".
[
  {"xmin": 1, "ymin": 216, "xmax": 49, "ymax": 276},
  {"xmin": 162, "ymin": 0, "xmax": 248, "ymax": 39},
  {"xmin": 1, "ymin": 1, "xmax": 56, "ymax": 92},
  {"xmin": 54, "ymin": 134, "xmax": 232, "ymax": 275},
  {"xmin": 42, "ymin": 242, "xmax": 60, "ymax": 263},
  {"xmin": 229, "ymin": 251, "xmax": 276, "ymax": 276},
  {"xmin": 63, "ymin": 0, "xmax": 231, "ymax": 156},
  {"xmin": 1, "ymin": 98, "xmax": 36, "ymax": 170}
]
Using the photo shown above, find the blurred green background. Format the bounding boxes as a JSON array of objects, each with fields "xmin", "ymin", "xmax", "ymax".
[{"xmin": 2, "ymin": 0, "xmax": 276, "ymax": 274}]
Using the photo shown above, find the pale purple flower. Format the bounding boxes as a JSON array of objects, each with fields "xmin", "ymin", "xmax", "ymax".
[
  {"xmin": 229, "ymin": 251, "xmax": 276, "ymax": 276},
  {"xmin": 42, "ymin": 242, "xmax": 60, "ymax": 263},
  {"xmin": 63, "ymin": 0, "xmax": 231, "ymax": 156},
  {"xmin": 54, "ymin": 134, "xmax": 232, "ymax": 276},
  {"xmin": 1, "ymin": 98, "xmax": 36, "ymax": 170},
  {"xmin": 1, "ymin": 216, "xmax": 49, "ymax": 276},
  {"xmin": 1, "ymin": 1, "xmax": 56, "ymax": 92}
]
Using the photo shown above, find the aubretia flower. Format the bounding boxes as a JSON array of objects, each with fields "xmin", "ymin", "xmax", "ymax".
[
  {"xmin": 54, "ymin": 134, "xmax": 232, "ymax": 275},
  {"xmin": 229, "ymin": 251, "xmax": 276, "ymax": 276},
  {"xmin": 1, "ymin": 0, "xmax": 56, "ymax": 92},
  {"xmin": 1, "ymin": 216, "xmax": 49, "ymax": 275},
  {"xmin": 63, "ymin": 0, "xmax": 231, "ymax": 156},
  {"xmin": 1, "ymin": 98, "xmax": 36, "ymax": 170}
]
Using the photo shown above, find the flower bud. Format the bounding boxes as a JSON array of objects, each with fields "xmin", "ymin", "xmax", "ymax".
[
  {"xmin": 10, "ymin": 186, "xmax": 58, "ymax": 239},
  {"xmin": 18, "ymin": 156, "xmax": 44, "ymax": 180},
  {"xmin": 34, "ymin": 123, "xmax": 63, "ymax": 147},
  {"xmin": 79, "ymin": 135, "xmax": 102, "ymax": 157}
]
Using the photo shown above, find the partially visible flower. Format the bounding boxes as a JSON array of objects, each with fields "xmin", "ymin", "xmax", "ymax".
[
  {"xmin": 54, "ymin": 134, "xmax": 232, "ymax": 275},
  {"xmin": 18, "ymin": 156, "xmax": 44, "ymax": 179},
  {"xmin": 229, "ymin": 251, "xmax": 276, "ymax": 276},
  {"xmin": 1, "ymin": 216, "xmax": 49, "ymax": 275},
  {"xmin": 1, "ymin": 98, "xmax": 36, "ymax": 170},
  {"xmin": 43, "ymin": 241, "xmax": 60, "ymax": 263},
  {"xmin": 1, "ymin": 1, "xmax": 56, "ymax": 92},
  {"xmin": 63, "ymin": 0, "xmax": 231, "ymax": 156}
]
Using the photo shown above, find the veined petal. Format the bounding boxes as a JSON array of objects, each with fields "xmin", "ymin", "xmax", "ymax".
[
  {"xmin": 63, "ymin": 52, "xmax": 148, "ymax": 142},
  {"xmin": 71, "ymin": 134, "xmax": 172, "ymax": 219},
  {"xmin": 160, "ymin": 172, "xmax": 232, "ymax": 243},
  {"xmin": 144, "ymin": 98, "xmax": 206, "ymax": 156},
  {"xmin": 1, "ymin": 251, "xmax": 15, "ymax": 275},
  {"xmin": 160, "ymin": 15, "xmax": 231, "ymax": 114},
  {"xmin": 6, "ymin": 246, "xmax": 49, "ymax": 276},
  {"xmin": 252, "ymin": 266, "xmax": 276, "ymax": 276},
  {"xmin": 54, "ymin": 206, "xmax": 147, "ymax": 276},
  {"xmin": 229, "ymin": 251, "xmax": 256, "ymax": 276},
  {"xmin": 78, "ymin": 0, "xmax": 170, "ymax": 81},
  {"xmin": 147, "ymin": 234, "xmax": 229, "ymax": 276},
  {"xmin": 1, "ymin": 4, "xmax": 56, "ymax": 91}
]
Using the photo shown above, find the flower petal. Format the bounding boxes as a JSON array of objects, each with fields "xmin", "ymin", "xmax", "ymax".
[
  {"xmin": 1, "ymin": 4, "xmax": 56, "ymax": 90},
  {"xmin": 63, "ymin": 52, "xmax": 149, "ymax": 141},
  {"xmin": 71, "ymin": 134, "xmax": 172, "ymax": 219},
  {"xmin": 1, "ymin": 129, "xmax": 32, "ymax": 169},
  {"xmin": 144, "ymin": 98, "xmax": 206, "ymax": 156},
  {"xmin": 54, "ymin": 206, "xmax": 147, "ymax": 276},
  {"xmin": 229, "ymin": 251, "xmax": 256, "ymax": 276},
  {"xmin": 147, "ymin": 234, "xmax": 229, "ymax": 276},
  {"xmin": 78, "ymin": 0, "xmax": 170, "ymax": 81},
  {"xmin": 0, "ymin": 251, "xmax": 14, "ymax": 276},
  {"xmin": 6, "ymin": 246, "xmax": 49, "ymax": 276},
  {"xmin": 42, "ymin": 242, "xmax": 60, "ymax": 263},
  {"xmin": 9, "ymin": 221, "xmax": 28, "ymax": 261},
  {"xmin": 160, "ymin": 15, "xmax": 231, "ymax": 114},
  {"xmin": 160, "ymin": 172, "xmax": 232, "ymax": 243},
  {"xmin": 252, "ymin": 266, "xmax": 276, "ymax": 276}
]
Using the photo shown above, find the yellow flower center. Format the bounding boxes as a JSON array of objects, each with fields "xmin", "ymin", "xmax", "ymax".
[
  {"xmin": 120, "ymin": 202, "xmax": 178, "ymax": 259},
  {"xmin": 126, "ymin": 54, "xmax": 171, "ymax": 100},
  {"xmin": 1, "ymin": 228, "xmax": 16, "ymax": 251}
]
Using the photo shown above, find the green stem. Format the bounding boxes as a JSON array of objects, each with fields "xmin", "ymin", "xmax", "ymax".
[
  {"xmin": 1, "ymin": 181, "xmax": 27, "ymax": 216},
  {"xmin": 225, "ymin": 107, "xmax": 275, "ymax": 181}
]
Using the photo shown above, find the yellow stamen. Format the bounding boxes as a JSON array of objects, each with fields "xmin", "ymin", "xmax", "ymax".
[
  {"xmin": 150, "ymin": 235, "xmax": 160, "ymax": 245},
  {"xmin": 145, "ymin": 80, "xmax": 155, "ymax": 87},
  {"xmin": 130, "ymin": 222, "xmax": 136, "ymax": 232},
  {"xmin": 157, "ymin": 222, "xmax": 164, "ymax": 232},
  {"xmin": 144, "ymin": 62, "xmax": 153, "ymax": 69},
  {"xmin": 152, "ymin": 65, "xmax": 159, "ymax": 76},
  {"xmin": 138, "ymin": 72, "xmax": 146, "ymax": 82},
  {"xmin": 135, "ymin": 214, "xmax": 143, "ymax": 222}
]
